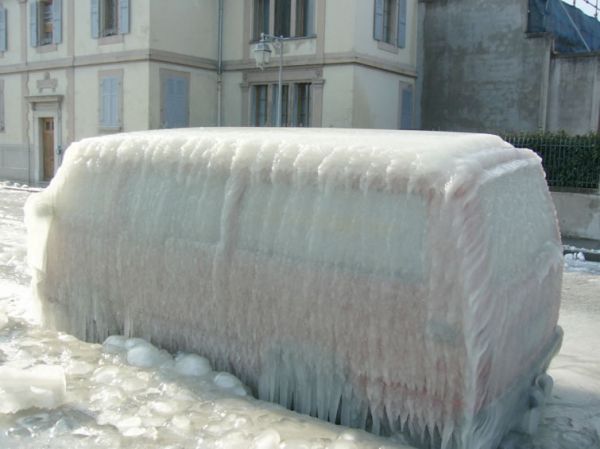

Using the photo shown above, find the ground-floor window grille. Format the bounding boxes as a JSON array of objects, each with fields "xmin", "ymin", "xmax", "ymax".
[{"xmin": 251, "ymin": 82, "xmax": 311, "ymax": 127}]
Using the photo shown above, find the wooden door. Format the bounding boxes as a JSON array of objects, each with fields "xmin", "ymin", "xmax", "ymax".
[{"xmin": 42, "ymin": 117, "xmax": 54, "ymax": 181}]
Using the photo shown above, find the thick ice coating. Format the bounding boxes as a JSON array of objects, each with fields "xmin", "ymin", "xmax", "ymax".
[
  {"xmin": 0, "ymin": 365, "xmax": 66, "ymax": 413},
  {"xmin": 25, "ymin": 128, "xmax": 563, "ymax": 449}
]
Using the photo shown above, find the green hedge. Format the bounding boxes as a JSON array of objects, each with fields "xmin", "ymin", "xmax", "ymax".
[{"xmin": 504, "ymin": 132, "xmax": 600, "ymax": 191}]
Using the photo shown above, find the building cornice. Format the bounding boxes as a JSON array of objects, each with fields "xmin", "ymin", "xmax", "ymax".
[{"xmin": 0, "ymin": 49, "xmax": 417, "ymax": 78}]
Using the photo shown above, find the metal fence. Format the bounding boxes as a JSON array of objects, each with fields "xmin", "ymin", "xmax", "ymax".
[{"xmin": 505, "ymin": 134, "xmax": 600, "ymax": 191}]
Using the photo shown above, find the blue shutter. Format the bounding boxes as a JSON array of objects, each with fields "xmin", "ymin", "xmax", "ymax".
[
  {"xmin": 165, "ymin": 76, "xmax": 189, "ymax": 128},
  {"xmin": 30, "ymin": 1, "xmax": 38, "ymax": 48},
  {"xmin": 0, "ymin": 7, "xmax": 7, "ymax": 52},
  {"xmin": 91, "ymin": 0, "xmax": 99, "ymax": 38},
  {"xmin": 100, "ymin": 76, "xmax": 120, "ymax": 128},
  {"xmin": 119, "ymin": 0, "xmax": 130, "ymax": 34},
  {"xmin": 397, "ymin": 0, "xmax": 407, "ymax": 48},
  {"xmin": 164, "ymin": 76, "xmax": 189, "ymax": 128},
  {"xmin": 400, "ymin": 85, "xmax": 413, "ymax": 130},
  {"xmin": 100, "ymin": 78, "xmax": 108, "ymax": 127},
  {"xmin": 179, "ymin": 77, "xmax": 189, "ymax": 127},
  {"xmin": 165, "ymin": 77, "xmax": 174, "ymax": 128},
  {"xmin": 373, "ymin": 0, "xmax": 384, "ymax": 41},
  {"xmin": 52, "ymin": 0, "xmax": 62, "ymax": 44},
  {"xmin": 110, "ymin": 78, "xmax": 118, "ymax": 127}
]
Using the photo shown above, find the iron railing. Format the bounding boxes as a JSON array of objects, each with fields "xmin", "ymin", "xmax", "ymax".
[{"xmin": 505, "ymin": 134, "xmax": 600, "ymax": 191}]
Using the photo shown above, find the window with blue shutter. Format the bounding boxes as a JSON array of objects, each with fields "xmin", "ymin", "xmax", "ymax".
[
  {"xmin": 29, "ymin": 0, "xmax": 61, "ymax": 46},
  {"xmin": 92, "ymin": 0, "xmax": 130, "ymax": 39},
  {"xmin": 374, "ymin": 0, "xmax": 407, "ymax": 48},
  {"xmin": 0, "ymin": 7, "xmax": 7, "ymax": 52},
  {"xmin": 162, "ymin": 74, "xmax": 189, "ymax": 129},
  {"xmin": 100, "ymin": 75, "xmax": 121, "ymax": 130},
  {"xmin": 400, "ymin": 85, "xmax": 413, "ymax": 130}
]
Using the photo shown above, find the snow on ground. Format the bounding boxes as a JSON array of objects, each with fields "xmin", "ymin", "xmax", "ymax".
[{"xmin": 0, "ymin": 187, "xmax": 599, "ymax": 449}]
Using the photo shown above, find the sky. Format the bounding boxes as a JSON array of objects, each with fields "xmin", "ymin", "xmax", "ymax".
[{"xmin": 573, "ymin": 0, "xmax": 600, "ymax": 19}]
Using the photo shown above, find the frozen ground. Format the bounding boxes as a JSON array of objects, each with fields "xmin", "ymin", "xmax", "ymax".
[{"xmin": 0, "ymin": 187, "xmax": 599, "ymax": 449}]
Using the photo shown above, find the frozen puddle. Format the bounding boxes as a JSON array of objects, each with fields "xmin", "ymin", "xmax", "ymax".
[{"xmin": 0, "ymin": 293, "xmax": 402, "ymax": 449}]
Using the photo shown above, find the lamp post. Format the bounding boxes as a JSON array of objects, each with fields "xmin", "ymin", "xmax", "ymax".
[{"xmin": 253, "ymin": 33, "xmax": 285, "ymax": 127}]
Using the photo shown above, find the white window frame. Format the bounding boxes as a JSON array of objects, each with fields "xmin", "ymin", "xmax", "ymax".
[
  {"xmin": 98, "ymin": 70, "xmax": 123, "ymax": 132},
  {"xmin": 253, "ymin": 0, "xmax": 315, "ymax": 40}
]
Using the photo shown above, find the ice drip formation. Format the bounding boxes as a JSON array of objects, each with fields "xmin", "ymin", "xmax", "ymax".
[{"xmin": 26, "ymin": 128, "xmax": 563, "ymax": 449}]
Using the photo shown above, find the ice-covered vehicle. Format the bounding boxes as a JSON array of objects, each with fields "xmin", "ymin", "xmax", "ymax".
[{"xmin": 26, "ymin": 128, "xmax": 563, "ymax": 449}]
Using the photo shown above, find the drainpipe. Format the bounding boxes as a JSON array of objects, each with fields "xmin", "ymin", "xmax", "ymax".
[{"xmin": 217, "ymin": 0, "xmax": 224, "ymax": 126}]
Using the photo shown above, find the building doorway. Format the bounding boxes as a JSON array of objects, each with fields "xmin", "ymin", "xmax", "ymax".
[{"xmin": 41, "ymin": 117, "xmax": 54, "ymax": 181}]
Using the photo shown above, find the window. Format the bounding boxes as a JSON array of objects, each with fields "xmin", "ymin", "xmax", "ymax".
[
  {"xmin": 254, "ymin": 0, "xmax": 270, "ymax": 39},
  {"xmin": 161, "ymin": 71, "xmax": 189, "ymax": 129},
  {"xmin": 252, "ymin": 84, "xmax": 268, "ymax": 126},
  {"xmin": 294, "ymin": 83, "xmax": 310, "ymax": 127},
  {"xmin": 29, "ymin": 0, "xmax": 62, "ymax": 47},
  {"xmin": 91, "ymin": 0, "xmax": 130, "ymax": 39},
  {"xmin": 373, "ymin": 0, "xmax": 407, "ymax": 48},
  {"xmin": 253, "ymin": 0, "xmax": 315, "ymax": 40},
  {"xmin": 271, "ymin": 84, "xmax": 289, "ymax": 126},
  {"xmin": 252, "ymin": 82, "xmax": 312, "ymax": 127},
  {"xmin": 399, "ymin": 84, "xmax": 413, "ymax": 129},
  {"xmin": 99, "ymin": 73, "xmax": 122, "ymax": 130},
  {"xmin": 0, "ymin": 6, "xmax": 7, "ymax": 52}
]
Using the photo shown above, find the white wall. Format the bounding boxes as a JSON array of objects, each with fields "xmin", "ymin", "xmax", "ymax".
[
  {"xmin": 221, "ymin": 71, "xmax": 244, "ymax": 126},
  {"xmin": 73, "ymin": 62, "xmax": 150, "ymax": 140},
  {"xmin": 321, "ymin": 66, "xmax": 354, "ymax": 127},
  {"xmin": 2, "ymin": 74, "xmax": 24, "ymax": 143},
  {"xmin": 323, "ymin": 0, "xmax": 355, "ymax": 54},
  {"xmin": 0, "ymin": 74, "xmax": 28, "ymax": 181},
  {"xmin": 0, "ymin": 1, "xmax": 24, "ymax": 65},
  {"xmin": 552, "ymin": 192, "xmax": 600, "ymax": 241},
  {"xmin": 352, "ymin": 0, "xmax": 418, "ymax": 67},
  {"xmin": 353, "ymin": 66, "xmax": 404, "ymax": 129},
  {"xmin": 149, "ymin": 62, "xmax": 218, "ymax": 129},
  {"xmin": 149, "ymin": 0, "xmax": 216, "ymax": 60},
  {"xmin": 75, "ymin": 0, "xmax": 151, "ymax": 57}
]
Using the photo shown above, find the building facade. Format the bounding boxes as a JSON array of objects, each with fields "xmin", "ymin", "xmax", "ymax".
[
  {"xmin": 0, "ymin": 0, "xmax": 420, "ymax": 183},
  {"xmin": 420, "ymin": 0, "xmax": 600, "ymax": 135}
]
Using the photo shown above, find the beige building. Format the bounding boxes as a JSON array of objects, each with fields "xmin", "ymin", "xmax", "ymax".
[{"xmin": 0, "ymin": 0, "xmax": 419, "ymax": 183}]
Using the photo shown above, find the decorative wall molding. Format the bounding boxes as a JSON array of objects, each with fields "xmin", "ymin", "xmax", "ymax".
[
  {"xmin": 37, "ymin": 72, "xmax": 58, "ymax": 93},
  {"xmin": 0, "ymin": 49, "xmax": 416, "ymax": 78}
]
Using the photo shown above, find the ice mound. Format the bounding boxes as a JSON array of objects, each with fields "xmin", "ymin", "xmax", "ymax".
[
  {"xmin": 25, "ymin": 128, "xmax": 563, "ymax": 449},
  {"xmin": 0, "ymin": 365, "xmax": 66, "ymax": 413}
]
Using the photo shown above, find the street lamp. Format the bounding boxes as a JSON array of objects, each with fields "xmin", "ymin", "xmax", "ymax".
[{"xmin": 253, "ymin": 33, "xmax": 285, "ymax": 127}]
